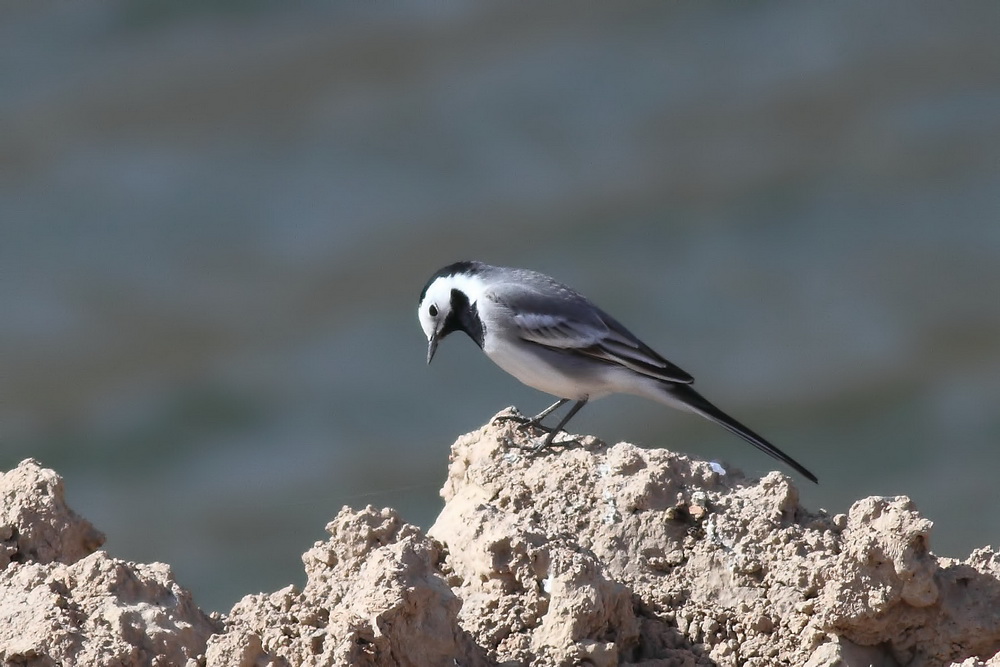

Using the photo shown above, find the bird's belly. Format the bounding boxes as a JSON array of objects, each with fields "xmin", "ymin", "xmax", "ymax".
[{"xmin": 484, "ymin": 339, "xmax": 611, "ymax": 400}]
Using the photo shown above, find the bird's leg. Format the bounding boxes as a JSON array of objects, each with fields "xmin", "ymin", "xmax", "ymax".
[
  {"xmin": 493, "ymin": 398, "xmax": 569, "ymax": 432},
  {"xmin": 527, "ymin": 398, "xmax": 571, "ymax": 426},
  {"xmin": 534, "ymin": 399, "xmax": 588, "ymax": 451}
]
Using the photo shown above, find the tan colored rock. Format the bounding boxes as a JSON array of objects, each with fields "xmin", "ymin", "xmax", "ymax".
[
  {"xmin": 0, "ymin": 459, "xmax": 219, "ymax": 666},
  {"xmin": 0, "ymin": 552, "xmax": 220, "ymax": 666},
  {"xmin": 206, "ymin": 506, "xmax": 485, "ymax": 667},
  {"xmin": 428, "ymin": 409, "xmax": 1000, "ymax": 666},
  {"xmin": 0, "ymin": 458, "xmax": 104, "ymax": 568},
  {"xmin": 4, "ymin": 417, "xmax": 1000, "ymax": 666}
]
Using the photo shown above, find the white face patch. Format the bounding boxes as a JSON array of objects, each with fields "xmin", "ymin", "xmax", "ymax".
[
  {"xmin": 417, "ymin": 285, "xmax": 443, "ymax": 340},
  {"xmin": 443, "ymin": 271, "xmax": 488, "ymax": 305},
  {"xmin": 417, "ymin": 272, "xmax": 487, "ymax": 340}
]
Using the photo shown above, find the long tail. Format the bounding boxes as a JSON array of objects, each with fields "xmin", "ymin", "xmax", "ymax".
[{"xmin": 658, "ymin": 383, "xmax": 818, "ymax": 484}]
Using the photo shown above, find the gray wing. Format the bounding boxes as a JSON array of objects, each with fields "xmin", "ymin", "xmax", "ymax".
[{"xmin": 493, "ymin": 280, "xmax": 694, "ymax": 385}]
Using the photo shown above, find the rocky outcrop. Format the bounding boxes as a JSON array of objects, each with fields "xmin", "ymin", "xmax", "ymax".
[
  {"xmin": 0, "ymin": 459, "xmax": 220, "ymax": 666},
  {"xmin": 3, "ymin": 412, "xmax": 1000, "ymax": 666}
]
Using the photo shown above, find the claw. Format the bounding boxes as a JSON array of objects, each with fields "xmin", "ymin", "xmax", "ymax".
[
  {"xmin": 530, "ymin": 434, "xmax": 580, "ymax": 453},
  {"xmin": 493, "ymin": 413, "xmax": 530, "ymax": 425},
  {"xmin": 493, "ymin": 413, "xmax": 554, "ymax": 434},
  {"xmin": 494, "ymin": 398, "xmax": 587, "ymax": 453}
]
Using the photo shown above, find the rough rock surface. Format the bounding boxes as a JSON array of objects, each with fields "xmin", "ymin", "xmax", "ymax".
[
  {"xmin": 205, "ymin": 506, "xmax": 484, "ymax": 666},
  {"xmin": 428, "ymin": 410, "xmax": 1000, "ymax": 666},
  {"xmin": 0, "ymin": 459, "xmax": 220, "ymax": 666},
  {"xmin": 0, "ymin": 458, "xmax": 105, "ymax": 568},
  {"xmin": 3, "ymin": 415, "xmax": 1000, "ymax": 666}
]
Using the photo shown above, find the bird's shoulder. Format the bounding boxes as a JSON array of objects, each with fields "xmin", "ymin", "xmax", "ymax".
[
  {"xmin": 484, "ymin": 276, "xmax": 601, "ymax": 322},
  {"xmin": 475, "ymin": 276, "xmax": 610, "ymax": 352},
  {"xmin": 483, "ymin": 274, "xmax": 694, "ymax": 383}
]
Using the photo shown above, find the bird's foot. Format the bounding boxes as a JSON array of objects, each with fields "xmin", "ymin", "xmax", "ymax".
[
  {"xmin": 531, "ymin": 435, "xmax": 582, "ymax": 453},
  {"xmin": 501, "ymin": 436, "xmax": 540, "ymax": 452},
  {"xmin": 502, "ymin": 435, "xmax": 567, "ymax": 453},
  {"xmin": 492, "ymin": 411, "xmax": 555, "ymax": 434},
  {"xmin": 495, "ymin": 399, "xmax": 581, "ymax": 453}
]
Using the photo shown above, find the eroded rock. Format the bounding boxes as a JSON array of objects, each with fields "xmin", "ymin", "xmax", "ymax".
[
  {"xmin": 427, "ymin": 409, "xmax": 1000, "ymax": 666},
  {"xmin": 0, "ymin": 459, "xmax": 218, "ymax": 666},
  {"xmin": 3, "ymin": 415, "xmax": 1000, "ymax": 667},
  {"xmin": 206, "ymin": 506, "xmax": 484, "ymax": 667}
]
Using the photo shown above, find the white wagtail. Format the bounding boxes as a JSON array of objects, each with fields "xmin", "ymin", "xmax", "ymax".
[{"xmin": 418, "ymin": 260, "xmax": 817, "ymax": 484}]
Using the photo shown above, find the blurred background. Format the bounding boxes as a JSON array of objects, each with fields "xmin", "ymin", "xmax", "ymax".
[{"xmin": 3, "ymin": 2, "xmax": 999, "ymax": 612}]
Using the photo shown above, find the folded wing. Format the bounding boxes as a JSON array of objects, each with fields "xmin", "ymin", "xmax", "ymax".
[{"xmin": 507, "ymin": 294, "xmax": 694, "ymax": 385}]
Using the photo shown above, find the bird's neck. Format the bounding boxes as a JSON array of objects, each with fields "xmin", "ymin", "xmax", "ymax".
[
  {"xmin": 446, "ymin": 287, "xmax": 485, "ymax": 348},
  {"xmin": 445, "ymin": 273, "xmax": 486, "ymax": 305}
]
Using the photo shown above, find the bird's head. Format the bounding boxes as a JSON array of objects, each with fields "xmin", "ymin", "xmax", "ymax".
[{"xmin": 418, "ymin": 261, "xmax": 487, "ymax": 364}]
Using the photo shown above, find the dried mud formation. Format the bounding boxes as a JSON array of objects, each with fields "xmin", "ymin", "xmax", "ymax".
[{"xmin": 3, "ymin": 410, "xmax": 1000, "ymax": 666}]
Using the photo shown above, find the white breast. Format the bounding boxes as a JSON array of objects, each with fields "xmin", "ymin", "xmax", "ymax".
[
  {"xmin": 485, "ymin": 338, "xmax": 587, "ymax": 399},
  {"xmin": 483, "ymin": 325, "xmax": 649, "ymax": 403}
]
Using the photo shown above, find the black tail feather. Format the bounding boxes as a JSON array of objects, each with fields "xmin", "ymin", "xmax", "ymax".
[{"xmin": 665, "ymin": 384, "xmax": 818, "ymax": 484}]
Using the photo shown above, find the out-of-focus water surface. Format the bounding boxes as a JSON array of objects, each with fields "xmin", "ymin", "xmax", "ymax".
[{"xmin": 3, "ymin": 2, "xmax": 999, "ymax": 611}]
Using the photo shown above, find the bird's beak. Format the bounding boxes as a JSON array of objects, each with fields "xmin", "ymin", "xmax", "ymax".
[{"xmin": 426, "ymin": 332, "xmax": 439, "ymax": 365}]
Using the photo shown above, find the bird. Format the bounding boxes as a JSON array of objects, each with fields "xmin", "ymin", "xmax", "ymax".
[{"xmin": 417, "ymin": 260, "xmax": 817, "ymax": 484}]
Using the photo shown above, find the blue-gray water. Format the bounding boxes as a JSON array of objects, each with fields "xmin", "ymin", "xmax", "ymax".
[{"xmin": 3, "ymin": 2, "xmax": 999, "ymax": 612}]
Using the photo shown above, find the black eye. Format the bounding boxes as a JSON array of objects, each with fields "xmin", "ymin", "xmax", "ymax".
[{"xmin": 428, "ymin": 304, "xmax": 438, "ymax": 317}]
